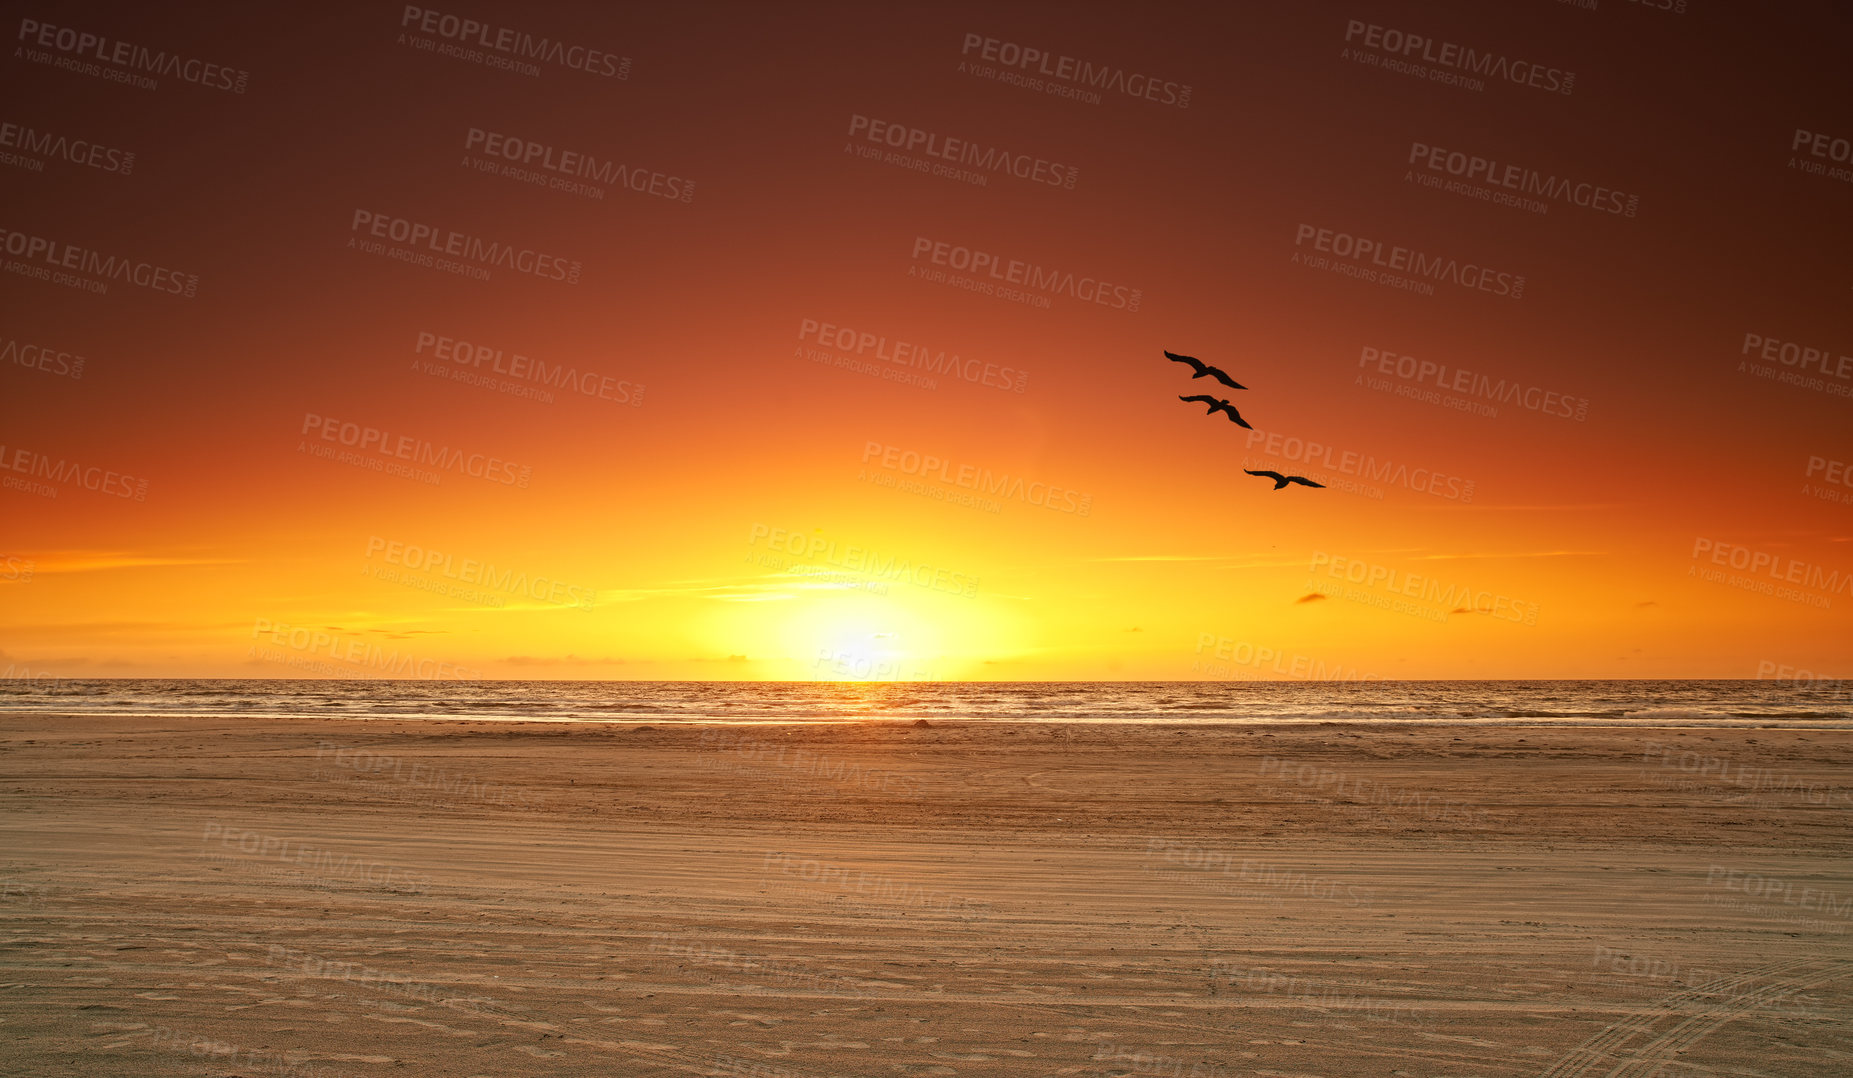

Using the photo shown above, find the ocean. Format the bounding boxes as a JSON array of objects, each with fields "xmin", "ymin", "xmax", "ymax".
[{"xmin": 0, "ymin": 679, "xmax": 1848, "ymax": 727}]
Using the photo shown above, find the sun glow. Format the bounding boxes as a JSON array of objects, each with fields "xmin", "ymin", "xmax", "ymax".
[{"xmin": 695, "ymin": 583, "xmax": 1025, "ymax": 681}]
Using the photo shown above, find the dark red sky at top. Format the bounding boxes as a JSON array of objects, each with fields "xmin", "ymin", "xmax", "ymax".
[{"xmin": 2, "ymin": 0, "xmax": 1850, "ymax": 680}]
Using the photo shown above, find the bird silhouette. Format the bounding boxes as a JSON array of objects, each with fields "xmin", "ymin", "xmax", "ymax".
[
  {"xmin": 1179, "ymin": 394, "xmax": 1252, "ymax": 429},
  {"xmin": 1245, "ymin": 469, "xmax": 1324, "ymax": 490},
  {"xmin": 1165, "ymin": 350, "xmax": 1246, "ymax": 390}
]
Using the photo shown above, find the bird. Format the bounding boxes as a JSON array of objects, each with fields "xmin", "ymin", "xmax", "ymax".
[
  {"xmin": 1165, "ymin": 350, "xmax": 1246, "ymax": 390},
  {"xmin": 1180, "ymin": 394, "xmax": 1252, "ymax": 429},
  {"xmin": 1245, "ymin": 469, "xmax": 1325, "ymax": 490}
]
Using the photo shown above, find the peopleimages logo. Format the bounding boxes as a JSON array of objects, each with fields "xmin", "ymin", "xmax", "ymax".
[
  {"xmin": 463, "ymin": 128, "xmax": 693, "ymax": 202},
  {"xmin": 1342, "ymin": 20, "xmax": 1573, "ymax": 95},
  {"xmin": 364, "ymin": 536, "xmax": 596, "ymax": 610},
  {"xmin": 909, "ymin": 237, "xmax": 1142, "ymax": 310},
  {"xmin": 846, "ymin": 114, "xmax": 1079, "ymax": 189},
  {"xmin": 1740, "ymin": 332, "xmax": 1853, "ymax": 382},
  {"xmin": 1406, "ymin": 141, "xmax": 1638, "ymax": 217},
  {"xmin": 958, "ymin": 32, "xmax": 1191, "ymax": 108},
  {"xmin": 399, "ymin": 6, "xmax": 629, "ymax": 78},
  {"xmin": 0, "ymin": 227, "xmax": 198, "ymax": 297},
  {"xmin": 1791, "ymin": 128, "xmax": 1852, "ymax": 165},
  {"xmin": 1358, "ymin": 346, "xmax": 1588, "ymax": 422},
  {"xmin": 0, "ymin": 443, "xmax": 148, "ymax": 501},
  {"xmin": 348, "ymin": 210, "xmax": 583, "ymax": 285},
  {"xmin": 748, "ymin": 523, "xmax": 979, "ymax": 598},
  {"xmin": 249, "ymin": 619, "xmax": 481, "ymax": 680},
  {"xmin": 16, "ymin": 17, "xmax": 249, "ymax": 93},
  {"xmin": 414, "ymin": 331, "xmax": 643, "ymax": 406},
  {"xmin": 1689, "ymin": 538, "xmax": 1852, "ymax": 607},
  {"xmin": 300, "ymin": 412, "xmax": 533, "ymax": 488},
  {"xmin": 761, "ymin": 851, "xmax": 989, "ymax": 922},
  {"xmin": 861, "ymin": 441, "xmax": 1092, "ymax": 516},
  {"xmin": 1144, "ymin": 838, "xmax": 1372, "ymax": 907},
  {"xmin": 1, "ymin": 335, "xmax": 85, "ymax": 379},
  {"xmin": 1707, "ymin": 865, "xmax": 1852, "ymax": 927},
  {"xmin": 1293, "ymin": 224, "xmax": 1524, "ymax": 299},
  {"xmin": 1243, "ymin": 429, "xmax": 1476, "ymax": 502},
  {"xmin": 1641, "ymin": 740, "xmax": 1847, "ymax": 807},
  {"xmin": 1307, "ymin": 551, "xmax": 1538, "ymax": 625},
  {"xmin": 316, "ymin": 740, "xmax": 547, "ymax": 808},
  {"xmin": 201, "ymin": 821, "xmax": 428, "ymax": 892},
  {"xmin": 1193, "ymin": 634, "xmax": 1376, "ymax": 682},
  {"xmin": 796, "ymin": 318, "xmax": 1027, "ymax": 393},
  {"xmin": 1804, "ymin": 456, "xmax": 1853, "ymax": 506},
  {"xmin": 0, "ymin": 119, "xmax": 134, "ymax": 175}
]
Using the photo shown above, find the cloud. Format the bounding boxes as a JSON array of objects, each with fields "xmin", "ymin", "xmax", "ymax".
[
  {"xmin": 593, "ymin": 577, "xmax": 763, "ymax": 602},
  {"xmin": 9, "ymin": 551, "xmax": 240, "ymax": 575},
  {"xmin": 1088, "ymin": 554, "xmax": 1351, "ymax": 571},
  {"xmin": 0, "ymin": 653, "xmax": 132, "ymax": 671},
  {"xmin": 1407, "ymin": 550, "xmax": 1604, "ymax": 562},
  {"xmin": 1087, "ymin": 554, "xmax": 1236, "ymax": 563},
  {"xmin": 1426, "ymin": 503, "xmax": 1623, "ymax": 512},
  {"xmin": 0, "ymin": 618, "xmax": 252, "ymax": 635},
  {"xmin": 597, "ymin": 572, "xmax": 864, "ymax": 604}
]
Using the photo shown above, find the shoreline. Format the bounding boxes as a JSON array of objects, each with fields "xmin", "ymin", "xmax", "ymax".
[{"xmin": 3, "ymin": 709, "xmax": 1851, "ymax": 730}]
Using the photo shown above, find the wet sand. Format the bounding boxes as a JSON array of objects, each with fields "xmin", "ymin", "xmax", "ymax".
[{"xmin": 0, "ymin": 714, "xmax": 1848, "ymax": 1077}]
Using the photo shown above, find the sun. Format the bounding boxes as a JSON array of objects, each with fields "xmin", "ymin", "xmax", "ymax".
[
  {"xmin": 704, "ymin": 567, "xmax": 1027, "ymax": 681},
  {"xmin": 792, "ymin": 599, "xmax": 940, "ymax": 682}
]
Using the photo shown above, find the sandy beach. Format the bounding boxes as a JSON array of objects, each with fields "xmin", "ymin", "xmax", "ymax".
[{"xmin": 0, "ymin": 714, "xmax": 1848, "ymax": 1077}]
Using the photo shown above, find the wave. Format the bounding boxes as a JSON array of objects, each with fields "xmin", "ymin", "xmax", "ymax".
[{"xmin": 0, "ymin": 679, "xmax": 1847, "ymax": 728}]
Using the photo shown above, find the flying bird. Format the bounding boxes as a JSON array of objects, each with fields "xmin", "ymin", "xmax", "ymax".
[
  {"xmin": 1245, "ymin": 469, "xmax": 1325, "ymax": 490},
  {"xmin": 1164, "ymin": 350, "xmax": 1246, "ymax": 390},
  {"xmin": 1180, "ymin": 394, "xmax": 1252, "ymax": 429}
]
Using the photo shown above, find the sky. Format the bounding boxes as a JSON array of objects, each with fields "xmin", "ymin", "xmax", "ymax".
[{"xmin": 2, "ymin": 0, "xmax": 1850, "ymax": 682}]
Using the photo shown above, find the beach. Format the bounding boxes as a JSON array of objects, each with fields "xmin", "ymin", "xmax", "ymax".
[{"xmin": 1, "ymin": 713, "xmax": 1848, "ymax": 1076}]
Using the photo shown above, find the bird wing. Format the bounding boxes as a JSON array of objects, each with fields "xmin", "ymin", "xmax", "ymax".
[
  {"xmin": 1223, "ymin": 408, "xmax": 1253, "ymax": 429},
  {"xmin": 1179, "ymin": 394, "xmax": 1216, "ymax": 404},
  {"xmin": 1245, "ymin": 469, "xmax": 1284, "ymax": 482},
  {"xmin": 1287, "ymin": 476, "xmax": 1326, "ymax": 488},
  {"xmin": 1205, "ymin": 366, "xmax": 1247, "ymax": 391},
  {"xmin": 1164, "ymin": 350, "xmax": 1205, "ymax": 374}
]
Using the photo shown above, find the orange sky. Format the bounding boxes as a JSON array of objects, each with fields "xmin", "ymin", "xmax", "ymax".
[{"xmin": 3, "ymin": 0, "xmax": 1850, "ymax": 681}]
